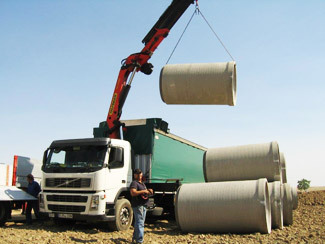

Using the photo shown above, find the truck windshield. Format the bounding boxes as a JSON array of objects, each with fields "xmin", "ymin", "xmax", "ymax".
[{"xmin": 43, "ymin": 145, "xmax": 107, "ymax": 173}]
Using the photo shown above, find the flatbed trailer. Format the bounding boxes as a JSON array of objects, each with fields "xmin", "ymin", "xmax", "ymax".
[{"xmin": 0, "ymin": 156, "xmax": 42, "ymax": 225}]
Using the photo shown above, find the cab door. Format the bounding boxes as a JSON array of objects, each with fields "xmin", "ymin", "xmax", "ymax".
[{"xmin": 107, "ymin": 146, "xmax": 127, "ymax": 190}]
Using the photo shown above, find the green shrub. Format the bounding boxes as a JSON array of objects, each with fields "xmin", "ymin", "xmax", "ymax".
[{"xmin": 297, "ymin": 178, "xmax": 311, "ymax": 190}]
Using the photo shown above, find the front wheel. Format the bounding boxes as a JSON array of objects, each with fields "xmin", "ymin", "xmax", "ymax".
[{"xmin": 108, "ymin": 198, "xmax": 133, "ymax": 231}]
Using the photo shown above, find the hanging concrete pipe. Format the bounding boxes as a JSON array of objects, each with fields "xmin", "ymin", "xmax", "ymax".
[
  {"xmin": 268, "ymin": 181, "xmax": 283, "ymax": 229},
  {"xmin": 291, "ymin": 186, "xmax": 298, "ymax": 210},
  {"xmin": 203, "ymin": 142, "xmax": 281, "ymax": 182},
  {"xmin": 160, "ymin": 61, "xmax": 236, "ymax": 105},
  {"xmin": 280, "ymin": 153, "xmax": 287, "ymax": 183},
  {"xmin": 282, "ymin": 183, "xmax": 293, "ymax": 226},
  {"xmin": 175, "ymin": 178, "xmax": 271, "ymax": 234}
]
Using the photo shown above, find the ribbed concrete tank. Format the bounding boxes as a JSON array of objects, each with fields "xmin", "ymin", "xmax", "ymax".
[
  {"xmin": 268, "ymin": 181, "xmax": 283, "ymax": 229},
  {"xmin": 280, "ymin": 153, "xmax": 287, "ymax": 183},
  {"xmin": 204, "ymin": 142, "xmax": 281, "ymax": 182},
  {"xmin": 159, "ymin": 62, "xmax": 236, "ymax": 105},
  {"xmin": 291, "ymin": 186, "xmax": 298, "ymax": 210},
  {"xmin": 282, "ymin": 183, "xmax": 293, "ymax": 226},
  {"xmin": 175, "ymin": 178, "xmax": 271, "ymax": 234}
]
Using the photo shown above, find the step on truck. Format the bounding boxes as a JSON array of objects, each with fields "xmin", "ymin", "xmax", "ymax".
[{"xmin": 40, "ymin": 118, "xmax": 206, "ymax": 230}]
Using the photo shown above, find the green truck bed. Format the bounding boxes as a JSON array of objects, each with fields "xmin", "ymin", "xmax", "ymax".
[{"xmin": 122, "ymin": 118, "xmax": 206, "ymax": 184}]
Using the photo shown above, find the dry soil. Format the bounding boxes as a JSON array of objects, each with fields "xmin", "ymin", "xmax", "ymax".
[{"xmin": 0, "ymin": 190, "xmax": 324, "ymax": 244}]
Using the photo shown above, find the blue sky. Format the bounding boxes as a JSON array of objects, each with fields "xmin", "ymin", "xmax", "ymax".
[{"xmin": 1, "ymin": 0, "xmax": 324, "ymax": 186}]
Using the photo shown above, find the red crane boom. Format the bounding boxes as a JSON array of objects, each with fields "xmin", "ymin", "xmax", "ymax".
[{"xmin": 106, "ymin": 0, "xmax": 194, "ymax": 139}]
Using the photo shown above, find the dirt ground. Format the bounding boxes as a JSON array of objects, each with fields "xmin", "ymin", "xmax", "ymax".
[{"xmin": 0, "ymin": 190, "xmax": 324, "ymax": 244}]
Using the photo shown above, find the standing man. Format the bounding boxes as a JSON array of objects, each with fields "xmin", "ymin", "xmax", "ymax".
[
  {"xmin": 26, "ymin": 174, "xmax": 41, "ymax": 224},
  {"xmin": 130, "ymin": 169, "xmax": 153, "ymax": 244}
]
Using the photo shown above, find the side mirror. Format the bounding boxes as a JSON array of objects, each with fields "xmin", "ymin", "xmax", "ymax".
[
  {"xmin": 42, "ymin": 149, "xmax": 49, "ymax": 170},
  {"xmin": 109, "ymin": 147, "xmax": 124, "ymax": 169},
  {"xmin": 114, "ymin": 147, "xmax": 123, "ymax": 162}
]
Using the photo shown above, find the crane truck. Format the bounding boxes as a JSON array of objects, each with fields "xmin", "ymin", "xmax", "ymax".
[{"xmin": 39, "ymin": 0, "xmax": 207, "ymax": 231}]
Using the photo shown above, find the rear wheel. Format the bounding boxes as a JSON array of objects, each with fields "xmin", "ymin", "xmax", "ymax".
[{"xmin": 108, "ymin": 199, "xmax": 133, "ymax": 231}]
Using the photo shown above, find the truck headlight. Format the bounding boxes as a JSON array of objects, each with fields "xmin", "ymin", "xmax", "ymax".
[
  {"xmin": 90, "ymin": 195, "xmax": 99, "ymax": 210},
  {"xmin": 39, "ymin": 194, "xmax": 44, "ymax": 208}
]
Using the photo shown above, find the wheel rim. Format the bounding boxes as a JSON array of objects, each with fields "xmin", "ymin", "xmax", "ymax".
[{"xmin": 119, "ymin": 207, "xmax": 130, "ymax": 226}]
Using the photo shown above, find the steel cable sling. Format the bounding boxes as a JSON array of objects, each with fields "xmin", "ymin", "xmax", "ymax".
[{"xmin": 166, "ymin": 0, "xmax": 235, "ymax": 64}]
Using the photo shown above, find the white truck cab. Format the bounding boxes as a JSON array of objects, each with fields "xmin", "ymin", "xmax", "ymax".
[{"xmin": 40, "ymin": 137, "xmax": 134, "ymax": 230}]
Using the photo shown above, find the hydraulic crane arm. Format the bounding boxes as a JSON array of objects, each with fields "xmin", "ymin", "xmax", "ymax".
[{"xmin": 106, "ymin": 0, "xmax": 194, "ymax": 139}]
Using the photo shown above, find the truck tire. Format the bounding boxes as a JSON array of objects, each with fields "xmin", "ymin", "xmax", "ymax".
[
  {"xmin": 108, "ymin": 199, "xmax": 133, "ymax": 231},
  {"xmin": 0, "ymin": 203, "xmax": 8, "ymax": 226}
]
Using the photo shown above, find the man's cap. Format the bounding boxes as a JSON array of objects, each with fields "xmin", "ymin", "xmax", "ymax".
[
  {"xmin": 27, "ymin": 174, "xmax": 34, "ymax": 180},
  {"xmin": 133, "ymin": 169, "xmax": 142, "ymax": 174}
]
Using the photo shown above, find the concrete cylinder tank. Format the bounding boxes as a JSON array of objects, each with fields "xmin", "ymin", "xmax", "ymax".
[
  {"xmin": 175, "ymin": 178, "xmax": 271, "ymax": 234},
  {"xmin": 159, "ymin": 62, "xmax": 236, "ymax": 105},
  {"xmin": 291, "ymin": 186, "xmax": 298, "ymax": 210},
  {"xmin": 204, "ymin": 142, "xmax": 281, "ymax": 182},
  {"xmin": 268, "ymin": 181, "xmax": 283, "ymax": 229},
  {"xmin": 282, "ymin": 183, "xmax": 293, "ymax": 226},
  {"xmin": 280, "ymin": 153, "xmax": 287, "ymax": 183}
]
